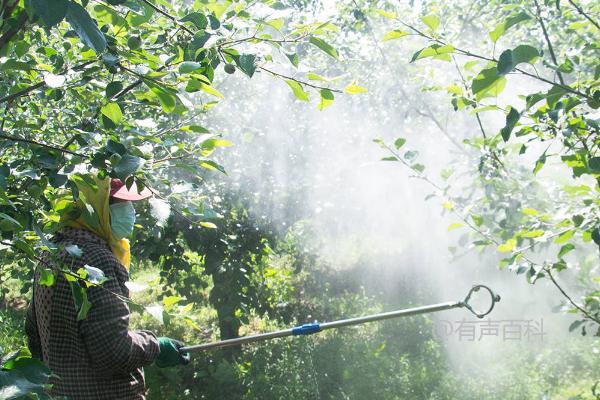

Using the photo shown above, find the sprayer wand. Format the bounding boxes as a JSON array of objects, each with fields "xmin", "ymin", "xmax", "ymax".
[{"xmin": 180, "ymin": 284, "xmax": 500, "ymax": 353}]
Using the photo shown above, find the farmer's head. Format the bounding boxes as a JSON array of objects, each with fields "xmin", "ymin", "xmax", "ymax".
[
  {"xmin": 108, "ymin": 179, "xmax": 153, "ymax": 240},
  {"xmin": 67, "ymin": 176, "xmax": 154, "ymax": 268}
]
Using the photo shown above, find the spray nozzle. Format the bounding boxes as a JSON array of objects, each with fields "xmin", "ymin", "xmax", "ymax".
[{"xmin": 461, "ymin": 284, "xmax": 501, "ymax": 319}]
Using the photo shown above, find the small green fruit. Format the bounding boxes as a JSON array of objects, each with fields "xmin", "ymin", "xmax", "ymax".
[
  {"xmin": 109, "ymin": 153, "xmax": 122, "ymax": 166},
  {"xmin": 224, "ymin": 64, "xmax": 236, "ymax": 74},
  {"xmin": 127, "ymin": 36, "xmax": 142, "ymax": 50}
]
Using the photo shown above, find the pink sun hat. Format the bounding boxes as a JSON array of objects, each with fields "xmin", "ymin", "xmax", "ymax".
[{"xmin": 110, "ymin": 179, "xmax": 154, "ymax": 201}]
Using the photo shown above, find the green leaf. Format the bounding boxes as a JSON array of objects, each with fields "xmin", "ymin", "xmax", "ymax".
[
  {"xmin": 285, "ymin": 80, "xmax": 309, "ymax": 101},
  {"xmin": 533, "ymin": 152, "xmax": 547, "ymax": 174},
  {"xmin": 83, "ymin": 264, "xmax": 108, "ymax": 285},
  {"xmin": 376, "ymin": 9, "xmax": 396, "ymax": 19},
  {"xmin": 65, "ymin": 244, "xmax": 83, "ymax": 257},
  {"xmin": 201, "ymin": 138, "xmax": 232, "ymax": 149},
  {"xmin": 199, "ymin": 83, "xmax": 224, "ymax": 99},
  {"xmin": 345, "ymin": 84, "xmax": 368, "ymax": 94},
  {"xmin": 178, "ymin": 62, "xmax": 204, "ymax": 74},
  {"xmin": 412, "ymin": 163, "xmax": 425, "ymax": 173},
  {"xmin": 318, "ymin": 89, "xmax": 334, "ymax": 111},
  {"xmin": 238, "ymin": 54, "xmax": 257, "ymax": 78},
  {"xmin": 70, "ymin": 282, "xmax": 92, "ymax": 321},
  {"xmin": 489, "ymin": 12, "xmax": 531, "ymax": 43},
  {"xmin": 521, "ymin": 229, "xmax": 544, "ymax": 238},
  {"xmin": 448, "ymin": 222, "xmax": 464, "ymax": 231},
  {"xmin": 568, "ymin": 320, "xmax": 583, "ymax": 332},
  {"xmin": 114, "ymin": 154, "xmax": 143, "ymax": 179},
  {"xmin": 66, "ymin": 2, "xmax": 107, "ymax": 54},
  {"xmin": 199, "ymin": 160, "xmax": 227, "ymax": 174},
  {"xmin": 32, "ymin": 0, "xmax": 69, "ymax": 27},
  {"xmin": 471, "ymin": 67, "xmax": 506, "ymax": 100},
  {"xmin": 307, "ymin": 73, "xmax": 330, "ymax": 82},
  {"xmin": 146, "ymin": 82, "xmax": 178, "ymax": 113},
  {"xmin": 309, "ymin": 36, "xmax": 339, "ymax": 60},
  {"xmin": 410, "ymin": 44, "xmax": 455, "ymax": 62},
  {"xmin": 546, "ymin": 85, "xmax": 567, "ymax": 108},
  {"xmin": 471, "ymin": 215, "xmax": 484, "ymax": 226},
  {"xmin": 162, "ymin": 295, "xmax": 182, "ymax": 308},
  {"xmin": 591, "ymin": 228, "xmax": 600, "ymax": 246},
  {"xmin": 394, "ymin": 138, "xmax": 406, "ymax": 149},
  {"xmin": 554, "ymin": 230, "xmax": 574, "ymax": 245},
  {"xmin": 208, "ymin": 14, "xmax": 220, "ymax": 29},
  {"xmin": 0, "ymin": 366, "xmax": 50, "ymax": 398},
  {"xmin": 382, "ymin": 30, "xmax": 408, "ymax": 41},
  {"xmin": 105, "ymin": 81, "xmax": 124, "ymax": 99},
  {"xmin": 500, "ymin": 106, "xmax": 520, "ymax": 141},
  {"xmin": 182, "ymin": 125, "xmax": 210, "ymax": 134},
  {"xmin": 497, "ymin": 238, "xmax": 517, "ymax": 252},
  {"xmin": 497, "ymin": 45, "xmax": 540, "ymax": 75},
  {"xmin": 180, "ymin": 12, "xmax": 208, "ymax": 29},
  {"xmin": 0, "ymin": 59, "xmax": 33, "ymax": 72},
  {"xmin": 127, "ymin": 36, "xmax": 142, "ymax": 50},
  {"xmin": 0, "ymin": 213, "xmax": 22, "ymax": 230},
  {"xmin": 588, "ymin": 157, "xmax": 600, "ymax": 172},
  {"xmin": 285, "ymin": 52, "xmax": 299, "ymax": 67},
  {"xmin": 39, "ymin": 269, "xmax": 55, "ymax": 287},
  {"xmin": 420, "ymin": 14, "xmax": 440, "ymax": 31},
  {"xmin": 100, "ymin": 102, "xmax": 123, "ymax": 124},
  {"xmin": 558, "ymin": 243, "xmax": 575, "ymax": 258}
]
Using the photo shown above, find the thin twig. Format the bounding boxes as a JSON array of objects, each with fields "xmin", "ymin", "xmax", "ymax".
[
  {"xmin": 533, "ymin": 0, "xmax": 565, "ymax": 85},
  {"xmin": 258, "ymin": 66, "xmax": 343, "ymax": 93},
  {"xmin": 567, "ymin": 0, "xmax": 600, "ymax": 30},
  {"xmin": 0, "ymin": 9, "xmax": 27, "ymax": 50},
  {"xmin": 151, "ymin": 153, "xmax": 190, "ymax": 165},
  {"xmin": 0, "ymin": 240, "xmax": 131, "ymax": 304},
  {"xmin": 219, "ymin": 32, "xmax": 309, "ymax": 47},
  {"xmin": 138, "ymin": 0, "xmax": 194, "ymax": 35},
  {"xmin": 358, "ymin": 2, "xmax": 467, "ymax": 154},
  {"xmin": 397, "ymin": 20, "xmax": 593, "ymax": 102}
]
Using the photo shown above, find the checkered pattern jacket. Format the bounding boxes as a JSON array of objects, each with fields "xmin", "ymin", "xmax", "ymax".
[{"xmin": 25, "ymin": 227, "xmax": 160, "ymax": 400}]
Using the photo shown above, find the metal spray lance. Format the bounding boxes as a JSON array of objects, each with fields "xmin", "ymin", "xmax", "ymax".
[{"xmin": 180, "ymin": 285, "xmax": 501, "ymax": 353}]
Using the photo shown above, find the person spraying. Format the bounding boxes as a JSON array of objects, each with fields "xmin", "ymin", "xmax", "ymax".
[{"xmin": 25, "ymin": 176, "xmax": 190, "ymax": 400}]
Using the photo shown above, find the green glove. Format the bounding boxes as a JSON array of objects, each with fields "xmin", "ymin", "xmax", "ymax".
[{"xmin": 155, "ymin": 337, "xmax": 191, "ymax": 368}]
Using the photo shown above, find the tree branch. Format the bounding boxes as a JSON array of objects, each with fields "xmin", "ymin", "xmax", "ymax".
[
  {"xmin": 397, "ymin": 20, "xmax": 593, "ymax": 102},
  {"xmin": 0, "ymin": 9, "xmax": 27, "ymax": 50},
  {"xmin": 533, "ymin": 0, "xmax": 565, "ymax": 85},
  {"xmin": 0, "ymin": 240, "xmax": 134, "ymax": 305},
  {"xmin": 0, "ymin": 133, "xmax": 88, "ymax": 157},
  {"xmin": 138, "ymin": 0, "xmax": 193, "ymax": 35},
  {"xmin": 114, "ymin": 63, "xmax": 170, "ymax": 99},
  {"xmin": 219, "ymin": 32, "xmax": 309, "ymax": 47},
  {"xmin": 543, "ymin": 265, "xmax": 599, "ymax": 324},
  {"xmin": 567, "ymin": 0, "xmax": 600, "ymax": 30},
  {"xmin": 0, "ymin": 60, "xmax": 96, "ymax": 104},
  {"xmin": 0, "ymin": 82, "xmax": 45, "ymax": 104}
]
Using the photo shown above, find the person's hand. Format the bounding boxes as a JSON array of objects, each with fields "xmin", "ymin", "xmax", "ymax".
[{"xmin": 155, "ymin": 337, "xmax": 191, "ymax": 368}]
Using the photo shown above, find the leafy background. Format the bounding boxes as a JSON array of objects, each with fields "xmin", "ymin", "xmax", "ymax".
[{"xmin": 0, "ymin": 0, "xmax": 599, "ymax": 398}]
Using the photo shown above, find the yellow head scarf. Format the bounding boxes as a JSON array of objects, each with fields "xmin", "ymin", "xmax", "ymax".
[{"xmin": 66, "ymin": 175, "xmax": 131, "ymax": 269}]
